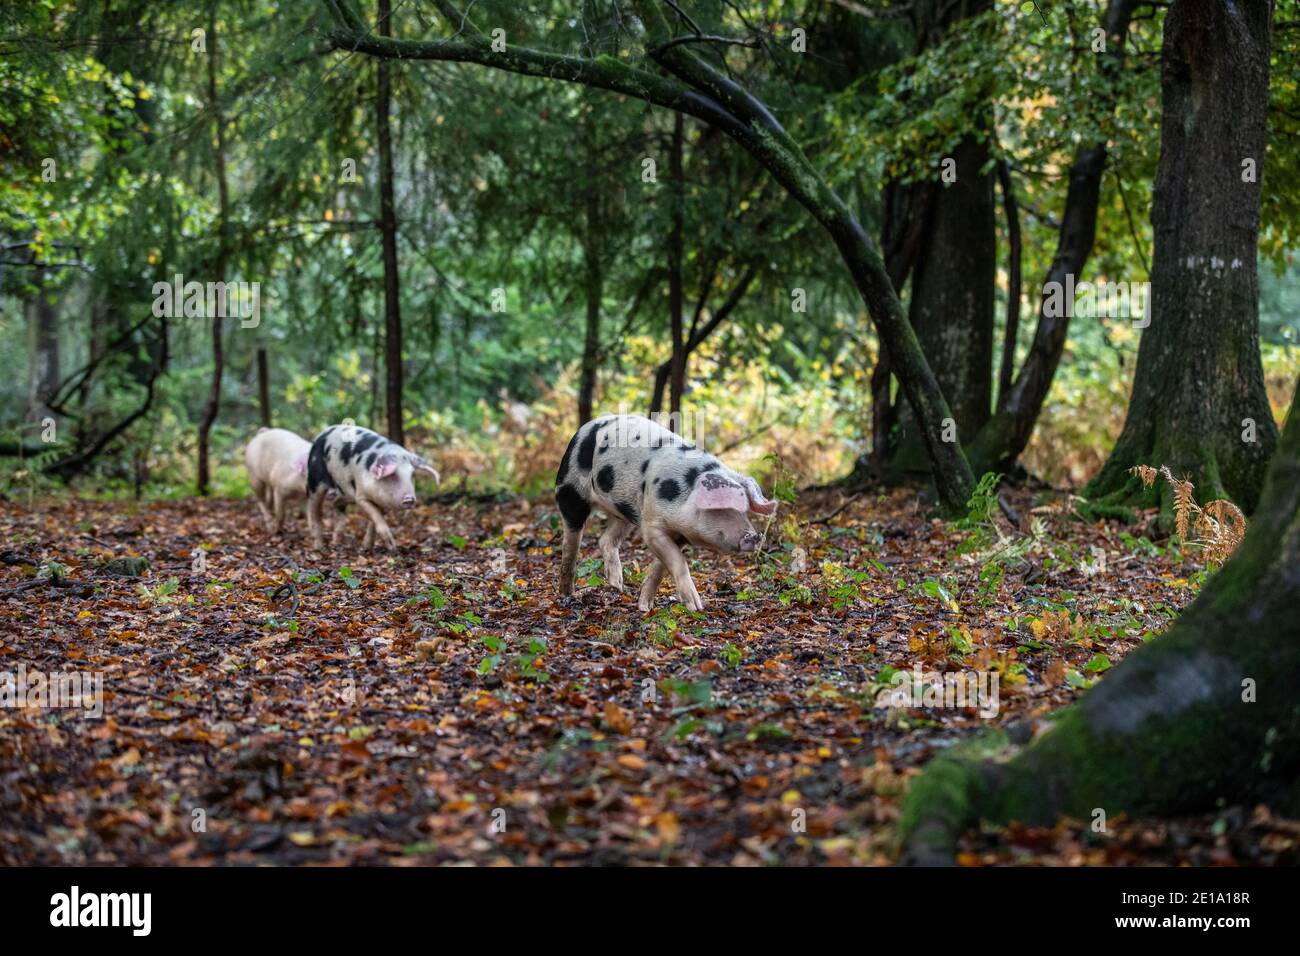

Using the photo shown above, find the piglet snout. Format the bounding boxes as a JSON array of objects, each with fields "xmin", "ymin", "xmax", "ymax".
[
  {"xmin": 739, "ymin": 531, "xmax": 761, "ymax": 552},
  {"xmin": 401, "ymin": 495, "xmax": 417, "ymax": 509}
]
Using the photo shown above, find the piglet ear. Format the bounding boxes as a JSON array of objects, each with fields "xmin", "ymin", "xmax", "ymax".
[
  {"xmin": 408, "ymin": 454, "xmax": 441, "ymax": 485},
  {"xmin": 292, "ymin": 455, "xmax": 308, "ymax": 476},
  {"xmin": 371, "ymin": 454, "xmax": 398, "ymax": 479},
  {"xmin": 691, "ymin": 481, "xmax": 748, "ymax": 512},
  {"xmin": 743, "ymin": 476, "xmax": 778, "ymax": 515}
]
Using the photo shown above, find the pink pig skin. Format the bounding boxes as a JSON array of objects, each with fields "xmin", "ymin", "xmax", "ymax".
[{"xmin": 244, "ymin": 427, "xmax": 312, "ymax": 535}]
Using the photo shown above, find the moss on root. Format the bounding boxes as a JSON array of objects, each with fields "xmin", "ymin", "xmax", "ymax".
[
  {"xmin": 899, "ymin": 384, "xmax": 1300, "ymax": 864},
  {"xmin": 897, "ymin": 730, "xmax": 1015, "ymax": 864}
]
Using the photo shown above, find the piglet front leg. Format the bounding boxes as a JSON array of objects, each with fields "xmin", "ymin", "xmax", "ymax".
[
  {"xmin": 598, "ymin": 517, "xmax": 632, "ymax": 591},
  {"xmin": 307, "ymin": 490, "xmax": 328, "ymax": 550},
  {"xmin": 271, "ymin": 488, "xmax": 289, "ymax": 535},
  {"xmin": 642, "ymin": 528, "xmax": 703, "ymax": 612},
  {"xmin": 357, "ymin": 499, "xmax": 398, "ymax": 551},
  {"xmin": 637, "ymin": 558, "xmax": 666, "ymax": 612}
]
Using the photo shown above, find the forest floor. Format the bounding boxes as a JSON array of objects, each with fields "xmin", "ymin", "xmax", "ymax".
[{"xmin": 2, "ymin": 486, "xmax": 1298, "ymax": 866}]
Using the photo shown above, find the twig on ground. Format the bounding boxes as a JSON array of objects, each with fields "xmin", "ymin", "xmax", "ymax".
[{"xmin": 806, "ymin": 492, "xmax": 863, "ymax": 526}]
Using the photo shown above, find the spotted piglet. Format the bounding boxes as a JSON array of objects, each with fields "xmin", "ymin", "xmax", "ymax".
[
  {"xmin": 306, "ymin": 424, "xmax": 440, "ymax": 551},
  {"xmin": 554, "ymin": 414, "xmax": 777, "ymax": 611}
]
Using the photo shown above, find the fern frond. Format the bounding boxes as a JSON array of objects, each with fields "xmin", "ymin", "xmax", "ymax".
[
  {"xmin": 1135, "ymin": 464, "xmax": 1247, "ymax": 564},
  {"xmin": 1129, "ymin": 464, "xmax": 1158, "ymax": 489},
  {"xmin": 1201, "ymin": 499, "xmax": 1247, "ymax": 564}
]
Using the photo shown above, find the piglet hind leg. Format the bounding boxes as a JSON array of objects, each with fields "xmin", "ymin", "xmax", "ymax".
[
  {"xmin": 598, "ymin": 517, "xmax": 632, "ymax": 592},
  {"xmin": 555, "ymin": 487, "xmax": 591, "ymax": 598},
  {"xmin": 558, "ymin": 525, "xmax": 583, "ymax": 596},
  {"xmin": 252, "ymin": 481, "xmax": 274, "ymax": 532},
  {"xmin": 643, "ymin": 529, "xmax": 704, "ymax": 612},
  {"xmin": 637, "ymin": 558, "xmax": 666, "ymax": 612}
]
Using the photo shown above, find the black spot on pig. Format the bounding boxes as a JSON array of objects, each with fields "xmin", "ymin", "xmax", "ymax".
[
  {"xmin": 640, "ymin": 480, "xmax": 646, "ymax": 493},
  {"xmin": 616, "ymin": 501, "xmax": 639, "ymax": 524},
  {"xmin": 577, "ymin": 427, "xmax": 599, "ymax": 471},
  {"xmin": 640, "ymin": 460, "xmax": 648, "ymax": 473},
  {"xmin": 307, "ymin": 442, "xmax": 339, "ymax": 495},
  {"xmin": 556, "ymin": 432, "xmax": 580, "ymax": 485},
  {"xmin": 657, "ymin": 478, "xmax": 682, "ymax": 502},
  {"xmin": 596, "ymin": 464, "xmax": 616, "ymax": 493},
  {"xmin": 340, "ymin": 441, "xmax": 355, "ymax": 465},
  {"xmin": 353, "ymin": 433, "xmax": 381, "ymax": 456},
  {"xmin": 556, "ymin": 483, "xmax": 591, "ymax": 531},
  {"xmin": 683, "ymin": 467, "xmax": 701, "ymax": 489},
  {"xmin": 365, "ymin": 452, "xmax": 377, "ymax": 470}
]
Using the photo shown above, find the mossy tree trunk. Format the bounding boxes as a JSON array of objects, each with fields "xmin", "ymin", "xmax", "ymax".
[
  {"xmin": 1085, "ymin": 0, "xmax": 1277, "ymax": 513},
  {"xmin": 901, "ymin": 376, "xmax": 1300, "ymax": 865}
]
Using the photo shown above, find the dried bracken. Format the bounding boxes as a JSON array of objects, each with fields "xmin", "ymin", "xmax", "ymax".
[{"xmin": 1129, "ymin": 465, "xmax": 1247, "ymax": 563}]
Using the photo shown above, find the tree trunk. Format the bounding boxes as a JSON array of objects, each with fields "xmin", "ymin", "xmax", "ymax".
[
  {"xmin": 196, "ymin": 5, "xmax": 229, "ymax": 497},
  {"xmin": 876, "ymin": 0, "xmax": 996, "ymax": 483},
  {"xmin": 26, "ymin": 269, "xmax": 59, "ymax": 426},
  {"xmin": 995, "ymin": 160, "xmax": 1021, "ymax": 409},
  {"xmin": 667, "ymin": 112, "xmax": 686, "ymax": 421},
  {"xmin": 577, "ymin": 107, "xmax": 602, "ymax": 427},
  {"xmin": 900, "ymin": 374, "xmax": 1300, "ymax": 865},
  {"xmin": 862, "ymin": 180, "xmax": 930, "ymax": 477},
  {"xmin": 1085, "ymin": 0, "xmax": 1276, "ymax": 513},
  {"xmin": 377, "ymin": 0, "xmax": 404, "ymax": 444},
  {"xmin": 257, "ymin": 347, "xmax": 271, "ymax": 428},
  {"xmin": 649, "ymin": 263, "xmax": 757, "ymax": 417},
  {"xmin": 886, "ymin": 133, "xmax": 996, "ymax": 478}
]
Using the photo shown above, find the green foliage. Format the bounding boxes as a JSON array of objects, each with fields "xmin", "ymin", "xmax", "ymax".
[
  {"xmin": 1, "ymin": 0, "xmax": 1297, "ymax": 502},
  {"xmin": 956, "ymin": 472, "xmax": 1004, "ymax": 530}
]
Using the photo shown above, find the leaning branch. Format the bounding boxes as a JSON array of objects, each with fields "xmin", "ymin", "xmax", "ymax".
[
  {"xmin": 321, "ymin": 14, "xmax": 751, "ymax": 140},
  {"xmin": 318, "ymin": 0, "xmax": 976, "ymax": 510}
]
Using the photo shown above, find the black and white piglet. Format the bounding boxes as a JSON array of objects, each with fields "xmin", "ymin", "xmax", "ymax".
[
  {"xmin": 554, "ymin": 414, "xmax": 777, "ymax": 611},
  {"xmin": 306, "ymin": 424, "xmax": 440, "ymax": 551}
]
